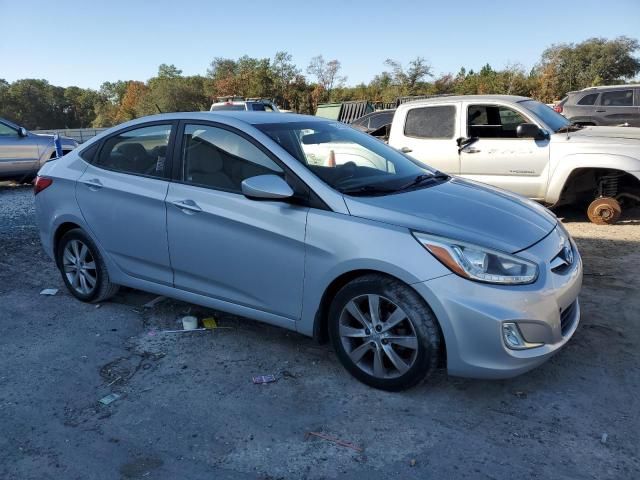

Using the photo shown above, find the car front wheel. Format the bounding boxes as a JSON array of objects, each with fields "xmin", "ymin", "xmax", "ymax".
[
  {"xmin": 328, "ymin": 274, "xmax": 442, "ymax": 391},
  {"xmin": 56, "ymin": 229, "xmax": 119, "ymax": 302}
]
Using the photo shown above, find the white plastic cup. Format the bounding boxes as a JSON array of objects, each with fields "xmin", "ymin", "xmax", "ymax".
[{"xmin": 181, "ymin": 316, "xmax": 198, "ymax": 330}]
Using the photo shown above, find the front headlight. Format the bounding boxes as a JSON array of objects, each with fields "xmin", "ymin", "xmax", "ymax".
[{"xmin": 413, "ymin": 232, "xmax": 538, "ymax": 285}]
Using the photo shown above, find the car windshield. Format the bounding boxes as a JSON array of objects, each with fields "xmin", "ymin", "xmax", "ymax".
[
  {"xmin": 518, "ymin": 99, "xmax": 571, "ymax": 132},
  {"xmin": 257, "ymin": 120, "xmax": 446, "ymax": 195}
]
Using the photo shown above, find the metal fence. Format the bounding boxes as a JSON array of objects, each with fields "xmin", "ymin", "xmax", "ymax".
[{"xmin": 33, "ymin": 128, "xmax": 108, "ymax": 144}]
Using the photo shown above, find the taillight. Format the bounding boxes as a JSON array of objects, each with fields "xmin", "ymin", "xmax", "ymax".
[
  {"xmin": 34, "ymin": 176, "xmax": 53, "ymax": 195},
  {"xmin": 554, "ymin": 104, "xmax": 563, "ymax": 113}
]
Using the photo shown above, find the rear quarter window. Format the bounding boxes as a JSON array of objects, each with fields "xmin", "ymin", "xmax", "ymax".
[
  {"xmin": 577, "ymin": 93, "xmax": 599, "ymax": 106},
  {"xmin": 404, "ymin": 105, "xmax": 455, "ymax": 139}
]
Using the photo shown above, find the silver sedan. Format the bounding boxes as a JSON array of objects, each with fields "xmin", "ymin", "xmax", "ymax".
[
  {"xmin": 0, "ymin": 117, "xmax": 78, "ymax": 182},
  {"xmin": 34, "ymin": 112, "xmax": 582, "ymax": 391}
]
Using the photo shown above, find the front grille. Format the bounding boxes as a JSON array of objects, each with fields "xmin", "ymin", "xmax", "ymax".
[{"xmin": 560, "ymin": 300, "xmax": 578, "ymax": 336}]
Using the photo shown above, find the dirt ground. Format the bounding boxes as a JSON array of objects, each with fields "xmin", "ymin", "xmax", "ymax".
[{"xmin": 1, "ymin": 183, "xmax": 639, "ymax": 480}]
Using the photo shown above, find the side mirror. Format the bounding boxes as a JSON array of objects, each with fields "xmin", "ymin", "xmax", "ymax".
[
  {"xmin": 241, "ymin": 174, "xmax": 294, "ymax": 200},
  {"xmin": 517, "ymin": 123, "xmax": 547, "ymax": 140},
  {"xmin": 18, "ymin": 127, "xmax": 28, "ymax": 137}
]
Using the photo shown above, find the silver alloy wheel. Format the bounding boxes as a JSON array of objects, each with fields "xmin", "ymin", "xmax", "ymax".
[
  {"xmin": 62, "ymin": 239, "xmax": 97, "ymax": 295},
  {"xmin": 339, "ymin": 294, "xmax": 419, "ymax": 379}
]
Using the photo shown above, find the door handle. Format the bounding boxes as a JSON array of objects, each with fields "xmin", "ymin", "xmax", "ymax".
[
  {"xmin": 172, "ymin": 199, "xmax": 202, "ymax": 214},
  {"xmin": 595, "ymin": 109, "xmax": 606, "ymax": 112},
  {"xmin": 81, "ymin": 178, "xmax": 103, "ymax": 189},
  {"xmin": 463, "ymin": 147, "xmax": 481, "ymax": 154},
  {"xmin": 400, "ymin": 147, "xmax": 412, "ymax": 153}
]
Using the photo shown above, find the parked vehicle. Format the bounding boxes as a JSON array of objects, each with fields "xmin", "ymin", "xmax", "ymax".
[
  {"xmin": 554, "ymin": 85, "xmax": 640, "ymax": 127},
  {"xmin": 387, "ymin": 95, "xmax": 640, "ymax": 224},
  {"xmin": 35, "ymin": 111, "xmax": 582, "ymax": 391},
  {"xmin": 210, "ymin": 97, "xmax": 279, "ymax": 112},
  {"xmin": 0, "ymin": 118, "xmax": 78, "ymax": 182},
  {"xmin": 315, "ymin": 101, "xmax": 374, "ymax": 123},
  {"xmin": 350, "ymin": 109, "xmax": 395, "ymax": 139}
]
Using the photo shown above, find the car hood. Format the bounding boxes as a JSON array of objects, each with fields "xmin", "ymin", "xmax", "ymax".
[
  {"xmin": 344, "ymin": 177, "xmax": 557, "ymax": 253},
  {"xmin": 559, "ymin": 126, "xmax": 640, "ymax": 144}
]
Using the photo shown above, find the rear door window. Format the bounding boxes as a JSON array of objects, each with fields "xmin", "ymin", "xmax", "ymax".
[
  {"xmin": 404, "ymin": 105, "xmax": 455, "ymax": 139},
  {"xmin": 577, "ymin": 93, "xmax": 599, "ymax": 106},
  {"xmin": 601, "ymin": 90, "xmax": 634, "ymax": 107},
  {"xmin": 96, "ymin": 124, "xmax": 172, "ymax": 178}
]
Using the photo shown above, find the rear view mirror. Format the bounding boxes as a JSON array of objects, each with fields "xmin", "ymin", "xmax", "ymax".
[
  {"xmin": 241, "ymin": 174, "xmax": 294, "ymax": 200},
  {"xmin": 301, "ymin": 132, "xmax": 332, "ymax": 144},
  {"xmin": 517, "ymin": 123, "xmax": 547, "ymax": 140},
  {"xmin": 18, "ymin": 127, "xmax": 28, "ymax": 137}
]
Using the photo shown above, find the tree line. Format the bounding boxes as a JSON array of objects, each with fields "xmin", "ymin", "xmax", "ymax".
[{"xmin": 1, "ymin": 36, "xmax": 638, "ymax": 130}]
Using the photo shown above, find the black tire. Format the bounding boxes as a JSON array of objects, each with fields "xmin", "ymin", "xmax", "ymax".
[
  {"xmin": 328, "ymin": 274, "xmax": 442, "ymax": 391},
  {"xmin": 56, "ymin": 228, "xmax": 119, "ymax": 303}
]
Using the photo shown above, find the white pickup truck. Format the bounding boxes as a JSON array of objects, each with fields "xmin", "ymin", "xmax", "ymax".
[{"xmin": 386, "ymin": 95, "xmax": 640, "ymax": 224}]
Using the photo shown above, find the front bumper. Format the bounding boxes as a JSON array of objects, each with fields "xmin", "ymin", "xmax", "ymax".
[{"xmin": 413, "ymin": 226, "xmax": 583, "ymax": 379}]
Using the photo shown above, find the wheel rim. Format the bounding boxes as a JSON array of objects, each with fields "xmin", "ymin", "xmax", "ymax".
[
  {"xmin": 339, "ymin": 294, "xmax": 419, "ymax": 379},
  {"xmin": 62, "ymin": 239, "xmax": 97, "ymax": 295}
]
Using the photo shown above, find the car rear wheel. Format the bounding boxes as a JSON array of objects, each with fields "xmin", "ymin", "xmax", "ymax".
[
  {"xmin": 56, "ymin": 229, "xmax": 119, "ymax": 302},
  {"xmin": 328, "ymin": 274, "xmax": 441, "ymax": 391}
]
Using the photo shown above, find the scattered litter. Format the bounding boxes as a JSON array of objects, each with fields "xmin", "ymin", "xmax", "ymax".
[
  {"xmin": 410, "ymin": 459, "xmax": 417, "ymax": 467},
  {"xmin": 601, "ymin": 433, "xmax": 608, "ymax": 444},
  {"xmin": 107, "ymin": 376, "xmax": 122, "ymax": 387},
  {"xmin": 40, "ymin": 288, "xmax": 58, "ymax": 296},
  {"xmin": 252, "ymin": 375, "xmax": 277, "ymax": 384},
  {"xmin": 514, "ymin": 391, "xmax": 527, "ymax": 399},
  {"xmin": 143, "ymin": 295, "xmax": 166, "ymax": 309},
  {"xmin": 202, "ymin": 317, "xmax": 218, "ymax": 329},
  {"xmin": 160, "ymin": 328, "xmax": 207, "ymax": 334},
  {"xmin": 99, "ymin": 393, "xmax": 121, "ymax": 406},
  {"xmin": 181, "ymin": 315, "xmax": 198, "ymax": 330},
  {"xmin": 95, "ymin": 304, "xmax": 102, "ymax": 309},
  {"xmin": 305, "ymin": 431, "xmax": 363, "ymax": 452}
]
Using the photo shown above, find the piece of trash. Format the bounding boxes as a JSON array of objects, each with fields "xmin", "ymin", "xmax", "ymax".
[
  {"xmin": 305, "ymin": 431, "xmax": 363, "ymax": 452},
  {"xmin": 252, "ymin": 375, "xmax": 277, "ymax": 384},
  {"xmin": 99, "ymin": 393, "xmax": 121, "ymax": 405},
  {"xmin": 143, "ymin": 295, "xmax": 166, "ymax": 309},
  {"xmin": 181, "ymin": 315, "xmax": 198, "ymax": 330},
  {"xmin": 40, "ymin": 288, "xmax": 58, "ymax": 296},
  {"xmin": 514, "ymin": 391, "xmax": 527, "ymax": 399},
  {"xmin": 202, "ymin": 317, "xmax": 218, "ymax": 329},
  {"xmin": 601, "ymin": 433, "xmax": 608, "ymax": 444},
  {"xmin": 409, "ymin": 459, "xmax": 417, "ymax": 467},
  {"xmin": 95, "ymin": 304, "xmax": 102, "ymax": 309},
  {"xmin": 107, "ymin": 376, "xmax": 122, "ymax": 387},
  {"xmin": 160, "ymin": 328, "xmax": 207, "ymax": 334}
]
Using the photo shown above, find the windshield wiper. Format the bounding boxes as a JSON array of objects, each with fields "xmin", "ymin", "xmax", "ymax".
[
  {"xmin": 341, "ymin": 185, "xmax": 399, "ymax": 196},
  {"xmin": 396, "ymin": 172, "xmax": 449, "ymax": 191},
  {"xmin": 555, "ymin": 123, "xmax": 583, "ymax": 133}
]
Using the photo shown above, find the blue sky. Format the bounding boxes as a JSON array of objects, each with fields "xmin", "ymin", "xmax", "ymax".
[{"xmin": 1, "ymin": 0, "xmax": 639, "ymax": 89}]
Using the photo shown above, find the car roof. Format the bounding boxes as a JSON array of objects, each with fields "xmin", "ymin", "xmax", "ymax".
[
  {"xmin": 114, "ymin": 111, "xmax": 327, "ymax": 128},
  {"xmin": 397, "ymin": 95, "xmax": 531, "ymax": 107},
  {"xmin": 568, "ymin": 84, "xmax": 640, "ymax": 95}
]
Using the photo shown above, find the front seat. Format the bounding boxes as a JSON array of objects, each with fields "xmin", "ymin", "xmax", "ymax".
[{"xmin": 185, "ymin": 140, "xmax": 235, "ymax": 190}]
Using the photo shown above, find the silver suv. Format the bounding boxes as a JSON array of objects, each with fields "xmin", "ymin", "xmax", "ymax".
[
  {"xmin": 34, "ymin": 111, "xmax": 582, "ymax": 391},
  {"xmin": 0, "ymin": 118, "xmax": 78, "ymax": 182},
  {"xmin": 555, "ymin": 85, "xmax": 640, "ymax": 127}
]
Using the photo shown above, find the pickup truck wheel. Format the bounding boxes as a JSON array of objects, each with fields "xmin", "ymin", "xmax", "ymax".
[{"xmin": 587, "ymin": 197, "xmax": 621, "ymax": 225}]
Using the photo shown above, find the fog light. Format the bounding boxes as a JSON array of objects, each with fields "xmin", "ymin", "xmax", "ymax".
[
  {"xmin": 503, "ymin": 323, "xmax": 525, "ymax": 349},
  {"xmin": 502, "ymin": 322, "xmax": 544, "ymax": 350}
]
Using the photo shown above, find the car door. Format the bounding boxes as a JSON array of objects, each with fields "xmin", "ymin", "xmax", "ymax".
[
  {"xmin": 0, "ymin": 121, "xmax": 39, "ymax": 177},
  {"xmin": 597, "ymin": 89, "xmax": 637, "ymax": 126},
  {"xmin": 459, "ymin": 103, "xmax": 550, "ymax": 200},
  {"xmin": 392, "ymin": 103, "xmax": 460, "ymax": 174},
  {"xmin": 76, "ymin": 122, "xmax": 176, "ymax": 285},
  {"xmin": 165, "ymin": 122, "xmax": 308, "ymax": 320}
]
